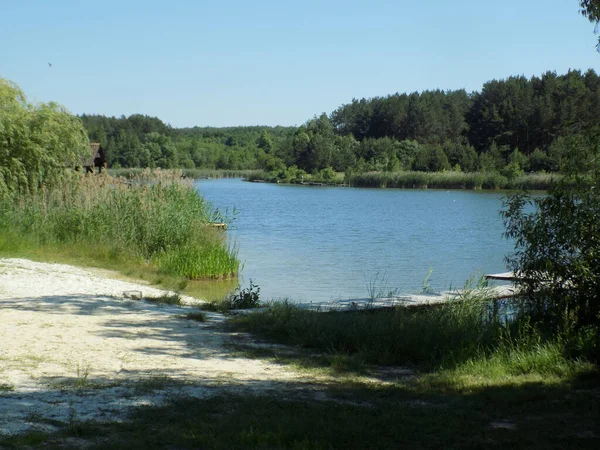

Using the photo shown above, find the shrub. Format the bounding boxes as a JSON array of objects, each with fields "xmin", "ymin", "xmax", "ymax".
[
  {"xmin": 502, "ymin": 135, "xmax": 600, "ymax": 331},
  {"xmin": 226, "ymin": 279, "xmax": 261, "ymax": 309}
]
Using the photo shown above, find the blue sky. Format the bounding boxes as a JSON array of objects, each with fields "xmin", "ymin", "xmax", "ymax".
[{"xmin": 1, "ymin": 0, "xmax": 599, "ymax": 127}]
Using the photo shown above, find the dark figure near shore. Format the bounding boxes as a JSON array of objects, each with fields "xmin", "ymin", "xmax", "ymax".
[{"xmin": 80, "ymin": 143, "xmax": 107, "ymax": 173}]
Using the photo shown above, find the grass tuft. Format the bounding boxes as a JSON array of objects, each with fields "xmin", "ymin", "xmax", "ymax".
[
  {"xmin": 182, "ymin": 311, "xmax": 208, "ymax": 322},
  {"xmin": 144, "ymin": 293, "xmax": 182, "ymax": 306}
]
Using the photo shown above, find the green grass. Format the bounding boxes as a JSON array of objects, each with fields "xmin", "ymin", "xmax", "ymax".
[
  {"xmin": 85, "ymin": 385, "xmax": 600, "ymax": 449},
  {"xmin": 4, "ymin": 365, "xmax": 597, "ymax": 450},
  {"xmin": 0, "ymin": 170, "xmax": 239, "ymax": 282},
  {"xmin": 230, "ymin": 300, "xmax": 507, "ymax": 367},
  {"xmin": 1, "ymin": 297, "xmax": 597, "ymax": 449},
  {"xmin": 231, "ymin": 299, "xmax": 600, "ymax": 371}
]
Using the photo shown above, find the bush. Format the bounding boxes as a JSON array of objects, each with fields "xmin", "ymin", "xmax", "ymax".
[
  {"xmin": 502, "ymin": 135, "xmax": 600, "ymax": 330},
  {"xmin": 226, "ymin": 279, "xmax": 261, "ymax": 309}
]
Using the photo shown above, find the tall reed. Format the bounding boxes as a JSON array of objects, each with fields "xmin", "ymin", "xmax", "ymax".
[
  {"xmin": 346, "ymin": 171, "xmax": 556, "ymax": 190},
  {"xmin": 109, "ymin": 168, "xmax": 262, "ymax": 180},
  {"xmin": 0, "ymin": 169, "xmax": 239, "ymax": 279}
]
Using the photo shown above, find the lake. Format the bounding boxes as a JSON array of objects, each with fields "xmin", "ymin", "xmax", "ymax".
[{"xmin": 196, "ymin": 179, "xmax": 515, "ymax": 304}]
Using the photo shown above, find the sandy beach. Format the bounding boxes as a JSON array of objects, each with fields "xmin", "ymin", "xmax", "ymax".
[{"xmin": 0, "ymin": 258, "xmax": 302, "ymax": 435}]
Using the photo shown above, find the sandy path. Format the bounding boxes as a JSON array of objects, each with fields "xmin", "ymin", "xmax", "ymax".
[{"xmin": 0, "ymin": 258, "xmax": 302, "ymax": 435}]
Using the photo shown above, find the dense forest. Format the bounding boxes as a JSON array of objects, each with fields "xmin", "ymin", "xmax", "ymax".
[{"xmin": 81, "ymin": 69, "xmax": 600, "ymax": 177}]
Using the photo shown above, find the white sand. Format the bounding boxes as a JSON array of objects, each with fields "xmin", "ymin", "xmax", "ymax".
[{"xmin": 0, "ymin": 258, "xmax": 302, "ymax": 435}]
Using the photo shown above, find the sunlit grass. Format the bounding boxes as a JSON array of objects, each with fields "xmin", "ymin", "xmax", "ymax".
[{"xmin": 0, "ymin": 169, "xmax": 239, "ymax": 283}]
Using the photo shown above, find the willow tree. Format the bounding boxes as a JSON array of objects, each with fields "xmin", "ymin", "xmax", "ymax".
[
  {"xmin": 580, "ymin": 0, "xmax": 600, "ymax": 48},
  {"xmin": 0, "ymin": 78, "xmax": 89, "ymax": 198}
]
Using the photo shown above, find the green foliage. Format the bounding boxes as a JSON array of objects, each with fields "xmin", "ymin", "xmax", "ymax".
[
  {"xmin": 501, "ymin": 161, "xmax": 525, "ymax": 180},
  {"xmin": 529, "ymin": 148, "xmax": 551, "ymax": 172},
  {"xmin": 226, "ymin": 279, "xmax": 261, "ymax": 309},
  {"xmin": 281, "ymin": 165, "xmax": 307, "ymax": 183},
  {"xmin": 234, "ymin": 298, "xmax": 599, "ymax": 368},
  {"xmin": 157, "ymin": 238, "xmax": 238, "ymax": 280},
  {"xmin": 199, "ymin": 279, "xmax": 262, "ymax": 312},
  {"xmin": 315, "ymin": 166, "xmax": 336, "ymax": 182},
  {"xmin": 0, "ymin": 171, "xmax": 239, "ymax": 280},
  {"xmin": 412, "ymin": 145, "xmax": 451, "ymax": 172},
  {"xmin": 0, "ymin": 78, "xmax": 88, "ymax": 198},
  {"xmin": 502, "ymin": 134, "xmax": 600, "ymax": 334},
  {"xmin": 256, "ymin": 130, "xmax": 274, "ymax": 152},
  {"xmin": 501, "ymin": 148, "xmax": 528, "ymax": 179},
  {"xmin": 234, "ymin": 299, "xmax": 490, "ymax": 367},
  {"xmin": 78, "ymin": 70, "xmax": 600, "ymax": 182}
]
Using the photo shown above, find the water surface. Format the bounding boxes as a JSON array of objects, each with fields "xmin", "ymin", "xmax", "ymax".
[{"xmin": 196, "ymin": 179, "xmax": 514, "ymax": 304}]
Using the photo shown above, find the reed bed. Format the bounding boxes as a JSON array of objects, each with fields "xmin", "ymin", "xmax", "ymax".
[
  {"xmin": 246, "ymin": 170, "xmax": 557, "ymax": 190},
  {"xmin": 109, "ymin": 168, "xmax": 262, "ymax": 180},
  {"xmin": 346, "ymin": 171, "xmax": 557, "ymax": 190},
  {"xmin": 0, "ymin": 170, "xmax": 238, "ymax": 279}
]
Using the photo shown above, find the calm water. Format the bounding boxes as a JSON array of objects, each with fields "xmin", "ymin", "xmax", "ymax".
[{"xmin": 196, "ymin": 179, "xmax": 514, "ymax": 304}]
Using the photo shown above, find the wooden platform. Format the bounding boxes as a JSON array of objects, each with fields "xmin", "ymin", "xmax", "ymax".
[{"xmin": 485, "ymin": 272, "xmax": 520, "ymax": 281}]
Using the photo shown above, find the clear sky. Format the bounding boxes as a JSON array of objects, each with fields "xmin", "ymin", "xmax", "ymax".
[{"xmin": 2, "ymin": 0, "xmax": 599, "ymax": 127}]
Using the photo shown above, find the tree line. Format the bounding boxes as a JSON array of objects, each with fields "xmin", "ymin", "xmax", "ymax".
[
  {"xmin": 81, "ymin": 114, "xmax": 295, "ymax": 171},
  {"xmin": 81, "ymin": 69, "xmax": 600, "ymax": 177}
]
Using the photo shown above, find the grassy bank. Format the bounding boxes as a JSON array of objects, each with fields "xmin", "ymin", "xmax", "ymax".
[
  {"xmin": 0, "ymin": 170, "xmax": 239, "ymax": 284},
  {"xmin": 231, "ymin": 299, "xmax": 598, "ymax": 369}
]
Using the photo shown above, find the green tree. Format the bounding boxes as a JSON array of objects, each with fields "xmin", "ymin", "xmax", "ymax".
[
  {"xmin": 395, "ymin": 140, "xmax": 421, "ymax": 169},
  {"xmin": 412, "ymin": 145, "xmax": 451, "ymax": 172},
  {"xmin": 502, "ymin": 135, "xmax": 600, "ymax": 329},
  {"xmin": 501, "ymin": 148, "xmax": 528, "ymax": 179},
  {"xmin": 0, "ymin": 78, "xmax": 88, "ymax": 197},
  {"xmin": 500, "ymin": 2, "xmax": 600, "ymax": 335},
  {"xmin": 257, "ymin": 130, "xmax": 274, "ymax": 153},
  {"xmin": 529, "ymin": 148, "xmax": 551, "ymax": 172}
]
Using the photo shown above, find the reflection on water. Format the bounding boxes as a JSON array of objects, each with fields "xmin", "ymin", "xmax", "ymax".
[
  {"xmin": 196, "ymin": 179, "xmax": 515, "ymax": 304},
  {"xmin": 183, "ymin": 277, "xmax": 239, "ymax": 302}
]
